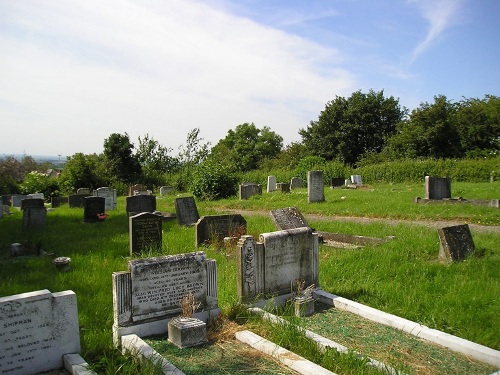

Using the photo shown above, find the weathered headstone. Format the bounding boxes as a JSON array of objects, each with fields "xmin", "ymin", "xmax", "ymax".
[
  {"xmin": 0, "ymin": 289, "xmax": 80, "ymax": 375},
  {"xmin": 76, "ymin": 188, "xmax": 90, "ymax": 195},
  {"xmin": 175, "ymin": 196, "xmax": 200, "ymax": 226},
  {"xmin": 438, "ymin": 224, "xmax": 475, "ymax": 262},
  {"xmin": 351, "ymin": 175, "xmax": 363, "ymax": 185},
  {"xmin": 276, "ymin": 183, "xmax": 290, "ymax": 193},
  {"xmin": 195, "ymin": 214, "xmax": 247, "ymax": 247},
  {"xmin": 93, "ymin": 187, "xmax": 117, "ymax": 210},
  {"xmin": 21, "ymin": 198, "xmax": 44, "ymax": 210},
  {"xmin": 290, "ymin": 177, "xmax": 303, "ymax": 190},
  {"xmin": 11, "ymin": 195, "xmax": 28, "ymax": 208},
  {"xmin": 330, "ymin": 178, "xmax": 345, "ymax": 187},
  {"xmin": 159, "ymin": 186, "xmax": 174, "ymax": 196},
  {"xmin": 239, "ymin": 183, "xmax": 262, "ymax": 200},
  {"xmin": 51, "ymin": 196, "xmax": 69, "ymax": 208},
  {"xmin": 307, "ymin": 171, "xmax": 325, "ymax": 203},
  {"xmin": 68, "ymin": 194, "xmax": 86, "ymax": 208},
  {"xmin": 112, "ymin": 252, "xmax": 219, "ymax": 344},
  {"xmin": 129, "ymin": 212, "xmax": 163, "ymax": 255},
  {"xmin": 83, "ymin": 196, "xmax": 105, "ymax": 223},
  {"xmin": 270, "ymin": 207, "xmax": 309, "ymax": 230},
  {"xmin": 267, "ymin": 176, "xmax": 277, "ymax": 193},
  {"xmin": 126, "ymin": 195, "xmax": 157, "ymax": 216},
  {"xmin": 237, "ymin": 227, "xmax": 319, "ymax": 303},
  {"xmin": 27, "ymin": 193, "xmax": 44, "ymax": 200},
  {"xmin": 22, "ymin": 206, "xmax": 47, "ymax": 230},
  {"xmin": 129, "ymin": 184, "xmax": 145, "ymax": 196},
  {"xmin": 425, "ymin": 176, "xmax": 451, "ymax": 200}
]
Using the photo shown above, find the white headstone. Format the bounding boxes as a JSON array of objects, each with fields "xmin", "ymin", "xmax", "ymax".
[
  {"xmin": 307, "ymin": 171, "xmax": 325, "ymax": 203},
  {"xmin": 93, "ymin": 187, "xmax": 117, "ymax": 210},
  {"xmin": 267, "ymin": 176, "xmax": 277, "ymax": 193}
]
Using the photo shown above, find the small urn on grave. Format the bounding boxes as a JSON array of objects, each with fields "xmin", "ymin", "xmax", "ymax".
[
  {"xmin": 168, "ymin": 292, "xmax": 207, "ymax": 349},
  {"xmin": 292, "ymin": 279, "xmax": 315, "ymax": 317},
  {"xmin": 52, "ymin": 256, "xmax": 71, "ymax": 271}
]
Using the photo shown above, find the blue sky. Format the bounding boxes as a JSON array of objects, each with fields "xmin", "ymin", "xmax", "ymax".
[{"xmin": 1, "ymin": 0, "xmax": 499, "ymax": 157}]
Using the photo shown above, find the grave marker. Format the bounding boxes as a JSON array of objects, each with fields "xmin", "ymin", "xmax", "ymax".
[
  {"xmin": 22, "ymin": 206, "xmax": 47, "ymax": 230},
  {"xmin": 68, "ymin": 194, "xmax": 86, "ymax": 208},
  {"xmin": 76, "ymin": 188, "xmax": 90, "ymax": 195},
  {"xmin": 126, "ymin": 195, "xmax": 157, "ymax": 216},
  {"xmin": 93, "ymin": 187, "xmax": 117, "ymax": 210},
  {"xmin": 83, "ymin": 196, "xmax": 105, "ymax": 223},
  {"xmin": 270, "ymin": 207, "xmax": 309, "ymax": 230},
  {"xmin": 267, "ymin": 176, "xmax": 277, "ymax": 193},
  {"xmin": 195, "ymin": 214, "xmax": 247, "ymax": 247},
  {"xmin": 112, "ymin": 252, "xmax": 219, "ymax": 344},
  {"xmin": 239, "ymin": 183, "xmax": 262, "ymax": 200},
  {"xmin": 438, "ymin": 224, "xmax": 475, "ymax": 262},
  {"xmin": 11, "ymin": 195, "xmax": 28, "ymax": 208},
  {"xmin": 21, "ymin": 198, "xmax": 44, "ymax": 210},
  {"xmin": 276, "ymin": 183, "xmax": 290, "ymax": 193},
  {"xmin": 129, "ymin": 184, "xmax": 145, "ymax": 196},
  {"xmin": 351, "ymin": 175, "xmax": 363, "ymax": 185},
  {"xmin": 330, "ymin": 178, "xmax": 345, "ymax": 187},
  {"xmin": 307, "ymin": 171, "xmax": 325, "ymax": 203},
  {"xmin": 425, "ymin": 176, "xmax": 451, "ymax": 200},
  {"xmin": 159, "ymin": 186, "xmax": 174, "ymax": 196},
  {"xmin": 175, "ymin": 196, "xmax": 200, "ymax": 226},
  {"xmin": 0, "ymin": 289, "xmax": 80, "ymax": 375},
  {"xmin": 51, "ymin": 196, "xmax": 69, "ymax": 208},
  {"xmin": 290, "ymin": 177, "xmax": 303, "ymax": 190},
  {"xmin": 129, "ymin": 212, "xmax": 163, "ymax": 255}
]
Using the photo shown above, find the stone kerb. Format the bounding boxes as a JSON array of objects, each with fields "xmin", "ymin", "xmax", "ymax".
[
  {"xmin": 93, "ymin": 187, "xmax": 117, "ymax": 210},
  {"xmin": 195, "ymin": 214, "xmax": 247, "ymax": 247},
  {"xmin": 237, "ymin": 227, "xmax": 319, "ymax": 304},
  {"xmin": 112, "ymin": 252, "xmax": 219, "ymax": 345},
  {"xmin": 267, "ymin": 176, "xmax": 277, "ymax": 193},
  {"xmin": 425, "ymin": 176, "xmax": 451, "ymax": 200},
  {"xmin": 239, "ymin": 183, "xmax": 262, "ymax": 200},
  {"xmin": 307, "ymin": 171, "xmax": 325, "ymax": 203},
  {"xmin": 129, "ymin": 212, "xmax": 163, "ymax": 256},
  {"xmin": 126, "ymin": 195, "xmax": 157, "ymax": 216},
  {"xmin": 0, "ymin": 289, "xmax": 81, "ymax": 375},
  {"xmin": 175, "ymin": 197, "xmax": 200, "ymax": 226}
]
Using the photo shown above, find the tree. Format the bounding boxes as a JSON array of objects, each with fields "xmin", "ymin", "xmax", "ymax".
[
  {"xmin": 210, "ymin": 123, "xmax": 283, "ymax": 171},
  {"xmin": 103, "ymin": 133, "xmax": 142, "ymax": 184},
  {"xmin": 299, "ymin": 90, "xmax": 406, "ymax": 166},
  {"xmin": 58, "ymin": 153, "xmax": 107, "ymax": 194},
  {"xmin": 136, "ymin": 134, "xmax": 178, "ymax": 187}
]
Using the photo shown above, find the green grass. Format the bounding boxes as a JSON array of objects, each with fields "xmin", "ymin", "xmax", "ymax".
[{"xmin": 0, "ymin": 182, "xmax": 498, "ymax": 374}]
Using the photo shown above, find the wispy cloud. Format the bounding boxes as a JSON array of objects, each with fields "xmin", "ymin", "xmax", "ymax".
[{"xmin": 408, "ymin": 0, "xmax": 465, "ymax": 63}]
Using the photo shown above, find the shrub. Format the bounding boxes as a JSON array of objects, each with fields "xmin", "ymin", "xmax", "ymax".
[{"xmin": 191, "ymin": 162, "xmax": 238, "ymax": 200}]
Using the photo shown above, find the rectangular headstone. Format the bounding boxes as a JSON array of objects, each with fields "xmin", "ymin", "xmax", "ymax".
[
  {"xmin": 195, "ymin": 214, "xmax": 247, "ymax": 247},
  {"xmin": 22, "ymin": 206, "xmax": 47, "ymax": 230},
  {"xmin": 27, "ymin": 193, "xmax": 44, "ymax": 200},
  {"xmin": 267, "ymin": 176, "xmax": 277, "ymax": 193},
  {"xmin": 438, "ymin": 224, "xmax": 475, "ymax": 262},
  {"xmin": 51, "ymin": 196, "xmax": 69, "ymax": 208},
  {"xmin": 76, "ymin": 188, "xmax": 90, "ymax": 195},
  {"xmin": 425, "ymin": 176, "xmax": 451, "ymax": 200},
  {"xmin": 129, "ymin": 212, "xmax": 163, "ymax": 255},
  {"xmin": 330, "ymin": 178, "xmax": 345, "ymax": 187},
  {"xmin": 276, "ymin": 183, "xmax": 290, "ymax": 193},
  {"xmin": 350, "ymin": 175, "xmax": 363, "ymax": 185},
  {"xmin": 307, "ymin": 170, "xmax": 325, "ymax": 203},
  {"xmin": 239, "ymin": 183, "xmax": 262, "ymax": 200},
  {"xmin": 68, "ymin": 194, "xmax": 86, "ymax": 208},
  {"xmin": 21, "ymin": 198, "xmax": 44, "ymax": 210},
  {"xmin": 129, "ymin": 184, "xmax": 145, "ymax": 196},
  {"xmin": 83, "ymin": 196, "xmax": 105, "ymax": 223},
  {"xmin": 112, "ymin": 252, "xmax": 219, "ymax": 343},
  {"xmin": 290, "ymin": 177, "xmax": 303, "ymax": 190},
  {"xmin": 126, "ymin": 195, "xmax": 157, "ymax": 216},
  {"xmin": 159, "ymin": 186, "xmax": 174, "ymax": 196},
  {"xmin": 93, "ymin": 187, "xmax": 117, "ymax": 210},
  {"xmin": 270, "ymin": 207, "xmax": 309, "ymax": 230},
  {"xmin": 11, "ymin": 195, "xmax": 28, "ymax": 208},
  {"xmin": 0, "ymin": 289, "xmax": 80, "ymax": 375},
  {"xmin": 175, "ymin": 196, "xmax": 200, "ymax": 226}
]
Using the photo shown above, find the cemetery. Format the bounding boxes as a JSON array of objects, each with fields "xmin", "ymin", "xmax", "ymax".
[{"xmin": 0, "ymin": 180, "xmax": 499, "ymax": 374}]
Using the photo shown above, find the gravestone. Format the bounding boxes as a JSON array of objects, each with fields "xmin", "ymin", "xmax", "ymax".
[
  {"xmin": 126, "ymin": 195, "xmax": 157, "ymax": 216},
  {"xmin": 27, "ymin": 193, "xmax": 44, "ymax": 200},
  {"xmin": 93, "ymin": 187, "xmax": 117, "ymax": 210},
  {"xmin": 438, "ymin": 224, "xmax": 475, "ymax": 262},
  {"xmin": 83, "ymin": 196, "xmax": 105, "ymax": 223},
  {"xmin": 68, "ymin": 194, "xmax": 86, "ymax": 208},
  {"xmin": 21, "ymin": 198, "xmax": 44, "ymax": 210},
  {"xmin": 159, "ymin": 186, "xmax": 174, "ymax": 196},
  {"xmin": 270, "ymin": 207, "xmax": 309, "ymax": 230},
  {"xmin": 290, "ymin": 177, "xmax": 303, "ymax": 190},
  {"xmin": 195, "ymin": 214, "xmax": 247, "ymax": 247},
  {"xmin": 51, "ymin": 196, "xmax": 68, "ymax": 208},
  {"xmin": 22, "ymin": 206, "xmax": 47, "ymax": 230},
  {"xmin": 239, "ymin": 183, "xmax": 262, "ymax": 200},
  {"xmin": 0, "ymin": 205, "xmax": 2, "ymax": 218},
  {"xmin": 330, "ymin": 178, "xmax": 345, "ymax": 187},
  {"xmin": 11, "ymin": 195, "xmax": 28, "ymax": 208},
  {"xmin": 129, "ymin": 184, "xmax": 145, "ymax": 196},
  {"xmin": 1, "ymin": 195, "xmax": 11, "ymax": 205},
  {"xmin": 237, "ymin": 227, "xmax": 319, "ymax": 303},
  {"xmin": 307, "ymin": 171, "xmax": 325, "ymax": 203},
  {"xmin": 267, "ymin": 176, "xmax": 277, "ymax": 193},
  {"xmin": 175, "ymin": 196, "xmax": 200, "ymax": 226},
  {"xmin": 76, "ymin": 188, "xmax": 90, "ymax": 195},
  {"xmin": 0, "ymin": 289, "xmax": 80, "ymax": 375},
  {"xmin": 351, "ymin": 175, "xmax": 363, "ymax": 185},
  {"xmin": 112, "ymin": 252, "xmax": 219, "ymax": 344},
  {"xmin": 276, "ymin": 183, "xmax": 290, "ymax": 193},
  {"xmin": 425, "ymin": 176, "xmax": 451, "ymax": 200},
  {"xmin": 129, "ymin": 212, "xmax": 163, "ymax": 255}
]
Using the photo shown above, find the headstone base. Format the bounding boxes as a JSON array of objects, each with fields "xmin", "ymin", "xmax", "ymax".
[{"xmin": 168, "ymin": 317, "xmax": 208, "ymax": 349}]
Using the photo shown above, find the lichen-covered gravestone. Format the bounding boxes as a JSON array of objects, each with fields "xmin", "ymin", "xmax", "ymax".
[
  {"xmin": 175, "ymin": 196, "xmax": 200, "ymax": 226},
  {"xmin": 307, "ymin": 171, "xmax": 325, "ymax": 203},
  {"xmin": 438, "ymin": 224, "xmax": 475, "ymax": 262}
]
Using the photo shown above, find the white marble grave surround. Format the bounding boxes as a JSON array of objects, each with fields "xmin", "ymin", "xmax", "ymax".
[
  {"xmin": 0, "ymin": 289, "xmax": 80, "ymax": 375},
  {"xmin": 112, "ymin": 252, "xmax": 219, "ymax": 346}
]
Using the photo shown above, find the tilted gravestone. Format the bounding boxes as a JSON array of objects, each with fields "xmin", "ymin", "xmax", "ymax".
[
  {"xmin": 22, "ymin": 206, "xmax": 47, "ymax": 230},
  {"xmin": 239, "ymin": 183, "xmax": 262, "ymax": 200},
  {"xmin": 175, "ymin": 196, "xmax": 200, "ymax": 226},
  {"xmin": 438, "ymin": 224, "xmax": 475, "ymax": 262},
  {"xmin": 129, "ymin": 212, "xmax": 162, "ymax": 255},
  {"xmin": 270, "ymin": 207, "xmax": 309, "ymax": 230},
  {"xmin": 237, "ymin": 227, "xmax": 319, "ymax": 304},
  {"xmin": 21, "ymin": 198, "xmax": 44, "ymax": 210},
  {"xmin": 290, "ymin": 177, "xmax": 303, "ymax": 189},
  {"xmin": 51, "ymin": 196, "xmax": 68, "ymax": 208},
  {"xmin": 0, "ymin": 289, "xmax": 80, "ymax": 375},
  {"xmin": 83, "ymin": 196, "xmax": 105, "ymax": 223},
  {"xmin": 126, "ymin": 195, "xmax": 156, "ymax": 216},
  {"xmin": 93, "ymin": 187, "xmax": 117, "ymax": 210},
  {"xmin": 68, "ymin": 194, "xmax": 86, "ymax": 208},
  {"xmin": 267, "ymin": 175, "xmax": 277, "ymax": 193},
  {"xmin": 425, "ymin": 176, "xmax": 451, "ymax": 200},
  {"xmin": 307, "ymin": 171, "xmax": 325, "ymax": 203},
  {"xmin": 112, "ymin": 252, "xmax": 219, "ymax": 345},
  {"xmin": 195, "ymin": 214, "xmax": 247, "ymax": 247}
]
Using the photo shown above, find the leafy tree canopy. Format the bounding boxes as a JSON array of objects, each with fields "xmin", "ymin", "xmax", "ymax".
[
  {"xmin": 103, "ymin": 133, "xmax": 142, "ymax": 184},
  {"xmin": 58, "ymin": 153, "xmax": 107, "ymax": 194}
]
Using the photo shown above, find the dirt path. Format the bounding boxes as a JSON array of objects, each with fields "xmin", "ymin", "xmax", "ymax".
[{"xmin": 219, "ymin": 208, "xmax": 500, "ymax": 234}]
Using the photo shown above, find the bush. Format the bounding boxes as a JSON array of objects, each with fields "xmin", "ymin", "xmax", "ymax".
[
  {"xmin": 190, "ymin": 162, "xmax": 238, "ymax": 200},
  {"xmin": 19, "ymin": 171, "xmax": 61, "ymax": 200}
]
